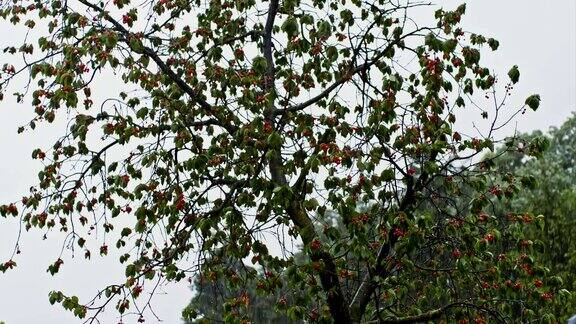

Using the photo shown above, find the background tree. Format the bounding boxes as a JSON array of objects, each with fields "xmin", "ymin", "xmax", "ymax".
[
  {"xmin": 485, "ymin": 113, "xmax": 576, "ymax": 316},
  {"xmin": 183, "ymin": 254, "xmax": 296, "ymax": 324},
  {"xmin": 0, "ymin": 0, "xmax": 563, "ymax": 322}
]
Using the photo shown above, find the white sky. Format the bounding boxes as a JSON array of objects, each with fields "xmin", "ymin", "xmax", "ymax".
[{"xmin": 0, "ymin": 1, "xmax": 574, "ymax": 323}]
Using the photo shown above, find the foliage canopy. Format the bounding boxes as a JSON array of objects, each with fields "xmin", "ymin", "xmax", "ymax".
[{"xmin": 0, "ymin": 0, "xmax": 565, "ymax": 322}]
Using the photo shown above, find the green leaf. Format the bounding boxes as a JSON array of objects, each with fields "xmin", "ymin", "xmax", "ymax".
[
  {"xmin": 129, "ymin": 38, "xmax": 144, "ymax": 53},
  {"xmin": 267, "ymin": 132, "xmax": 283, "ymax": 148},
  {"xmin": 456, "ymin": 96, "xmax": 465, "ymax": 107},
  {"xmin": 525, "ymin": 94, "xmax": 541, "ymax": 110},
  {"xmin": 304, "ymin": 198, "xmax": 319, "ymax": 210},
  {"xmin": 317, "ymin": 20, "xmax": 332, "ymax": 38},
  {"xmin": 251, "ymin": 56, "xmax": 268, "ymax": 74},
  {"xmin": 443, "ymin": 39, "xmax": 457, "ymax": 53},
  {"xmin": 487, "ymin": 38, "xmax": 500, "ymax": 50},
  {"xmin": 281, "ymin": 17, "xmax": 299, "ymax": 38},
  {"xmin": 508, "ymin": 65, "xmax": 520, "ymax": 84}
]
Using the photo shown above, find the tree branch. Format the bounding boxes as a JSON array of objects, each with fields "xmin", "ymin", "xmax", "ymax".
[
  {"xmin": 349, "ymin": 150, "xmax": 438, "ymax": 321},
  {"xmin": 260, "ymin": 1, "xmax": 351, "ymax": 321},
  {"xmin": 76, "ymin": 0, "xmax": 238, "ymax": 135},
  {"xmin": 275, "ymin": 28, "xmax": 428, "ymax": 116},
  {"xmin": 362, "ymin": 301, "xmax": 497, "ymax": 324}
]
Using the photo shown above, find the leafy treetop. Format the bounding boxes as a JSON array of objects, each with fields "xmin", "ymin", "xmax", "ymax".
[{"xmin": 0, "ymin": 0, "xmax": 558, "ymax": 323}]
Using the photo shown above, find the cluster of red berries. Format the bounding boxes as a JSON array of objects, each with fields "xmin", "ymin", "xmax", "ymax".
[
  {"xmin": 484, "ymin": 233, "xmax": 495, "ymax": 243},
  {"xmin": 477, "ymin": 212, "xmax": 488, "ymax": 222},
  {"xmin": 6, "ymin": 203, "xmax": 18, "ymax": 215},
  {"xmin": 262, "ymin": 121, "xmax": 273, "ymax": 133},
  {"xmin": 488, "ymin": 185, "xmax": 502, "ymax": 196},
  {"xmin": 452, "ymin": 248, "xmax": 462, "ymax": 259},
  {"xmin": 122, "ymin": 15, "xmax": 132, "ymax": 25},
  {"xmin": 3, "ymin": 259, "xmax": 16, "ymax": 269},
  {"xmin": 424, "ymin": 57, "xmax": 441, "ymax": 75},
  {"xmin": 540, "ymin": 292, "xmax": 554, "ymax": 301},
  {"xmin": 3, "ymin": 64, "xmax": 16, "ymax": 74},
  {"xmin": 351, "ymin": 213, "xmax": 369, "ymax": 226},
  {"xmin": 534, "ymin": 279, "xmax": 543, "ymax": 288},
  {"xmin": 393, "ymin": 228, "xmax": 406, "ymax": 238},
  {"xmin": 132, "ymin": 285, "xmax": 143, "ymax": 297},
  {"xmin": 175, "ymin": 194, "xmax": 186, "ymax": 211},
  {"xmin": 310, "ymin": 239, "xmax": 321, "ymax": 251},
  {"xmin": 120, "ymin": 174, "xmax": 130, "ymax": 185},
  {"xmin": 452, "ymin": 131, "xmax": 462, "ymax": 141}
]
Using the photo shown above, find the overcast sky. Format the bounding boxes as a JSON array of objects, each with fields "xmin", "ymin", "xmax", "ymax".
[{"xmin": 0, "ymin": 1, "xmax": 574, "ymax": 323}]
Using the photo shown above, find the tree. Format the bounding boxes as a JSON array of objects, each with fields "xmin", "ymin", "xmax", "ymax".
[
  {"xmin": 183, "ymin": 254, "xmax": 297, "ymax": 323},
  {"xmin": 0, "ymin": 0, "xmax": 561, "ymax": 322},
  {"xmin": 486, "ymin": 114, "xmax": 576, "ymax": 317}
]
